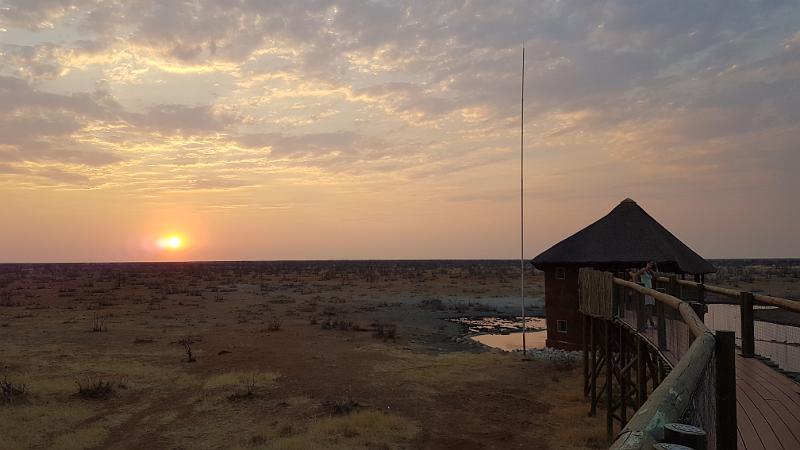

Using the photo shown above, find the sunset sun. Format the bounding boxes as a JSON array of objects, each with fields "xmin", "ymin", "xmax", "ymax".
[{"xmin": 157, "ymin": 235, "xmax": 184, "ymax": 250}]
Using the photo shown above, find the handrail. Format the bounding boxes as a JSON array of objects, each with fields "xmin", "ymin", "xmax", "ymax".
[
  {"xmin": 654, "ymin": 275, "xmax": 800, "ymax": 313},
  {"xmin": 614, "ymin": 278, "xmax": 709, "ymax": 338},
  {"xmin": 611, "ymin": 334, "xmax": 716, "ymax": 449},
  {"xmin": 609, "ymin": 277, "xmax": 716, "ymax": 449},
  {"xmin": 752, "ymin": 293, "xmax": 800, "ymax": 313}
]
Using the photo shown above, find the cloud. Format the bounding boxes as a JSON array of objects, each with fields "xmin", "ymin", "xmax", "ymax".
[
  {"xmin": 0, "ymin": 0, "xmax": 797, "ymax": 193},
  {"xmin": 0, "ymin": 76, "xmax": 124, "ymax": 166},
  {"xmin": 238, "ymin": 131, "xmax": 381, "ymax": 157},
  {"xmin": 0, "ymin": 162, "xmax": 90, "ymax": 183},
  {"xmin": 126, "ymin": 104, "xmax": 237, "ymax": 135}
]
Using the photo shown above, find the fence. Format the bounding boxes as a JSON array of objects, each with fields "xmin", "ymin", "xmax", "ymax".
[
  {"xmin": 579, "ymin": 269, "xmax": 737, "ymax": 450},
  {"xmin": 582, "ymin": 270, "xmax": 800, "ymax": 449},
  {"xmin": 658, "ymin": 275, "xmax": 800, "ymax": 374},
  {"xmin": 609, "ymin": 277, "xmax": 728, "ymax": 450}
]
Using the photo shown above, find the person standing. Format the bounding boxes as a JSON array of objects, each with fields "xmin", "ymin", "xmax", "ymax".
[{"xmin": 630, "ymin": 261, "xmax": 658, "ymax": 329}]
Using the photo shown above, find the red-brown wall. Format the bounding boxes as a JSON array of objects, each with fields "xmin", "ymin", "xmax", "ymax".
[{"xmin": 543, "ymin": 266, "xmax": 583, "ymax": 351}]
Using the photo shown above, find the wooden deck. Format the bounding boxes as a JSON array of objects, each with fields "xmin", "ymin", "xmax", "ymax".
[{"xmin": 736, "ymin": 355, "xmax": 800, "ymax": 450}]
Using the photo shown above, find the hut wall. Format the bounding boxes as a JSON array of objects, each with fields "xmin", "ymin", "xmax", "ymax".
[{"xmin": 544, "ymin": 265, "xmax": 582, "ymax": 351}]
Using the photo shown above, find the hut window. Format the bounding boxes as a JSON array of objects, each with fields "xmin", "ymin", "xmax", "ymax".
[
  {"xmin": 555, "ymin": 267, "xmax": 566, "ymax": 280},
  {"xmin": 557, "ymin": 320, "xmax": 568, "ymax": 333}
]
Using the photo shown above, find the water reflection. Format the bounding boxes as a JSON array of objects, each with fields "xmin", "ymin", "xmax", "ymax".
[
  {"xmin": 453, "ymin": 317, "xmax": 548, "ymax": 351},
  {"xmin": 471, "ymin": 330, "xmax": 548, "ymax": 351}
]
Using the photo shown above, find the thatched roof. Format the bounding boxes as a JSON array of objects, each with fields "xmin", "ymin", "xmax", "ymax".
[{"xmin": 532, "ymin": 198, "xmax": 715, "ymax": 274}]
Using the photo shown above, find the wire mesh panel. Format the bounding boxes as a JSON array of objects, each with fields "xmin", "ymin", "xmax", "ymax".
[
  {"xmin": 665, "ymin": 307, "xmax": 691, "ymax": 367},
  {"xmin": 682, "ymin": 345, "xmax": 718, "ymax": 450},
  {"xmin": 618, "ymin": 284, "xmax": 691, "ymax": 368},
  {"xmin": 706, "ymin": 300, "xmax": 800, "ymax": 373},
  {"xmin": 753, "ymin": 305, "xmax": 800, "ymax": 373}
]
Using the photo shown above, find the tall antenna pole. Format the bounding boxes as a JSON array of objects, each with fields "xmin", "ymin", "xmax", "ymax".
[{"xmin": 520, "ymin": 44, "xmax": 526, "ymax": 356}]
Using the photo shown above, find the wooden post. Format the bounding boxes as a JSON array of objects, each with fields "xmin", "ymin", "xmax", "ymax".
[
  {"xmin": 668, "ymin": 274, "xmax": 679, "ymax": 298},
  {"xmin": 635, "ymin": 290, "xmax": 645, "ymax": 331},
  {"xmin": 716, "ymin": 331, "xmax": 737, "ymax": 450},
  {"xmin": 697, "ymin": 283, "xmax": 706, "ymax": 319},
  {"xmin": 656, "ymin": 301, "xmax": 667, "ymax": 350},
  {"xmin": 620, "ymin": 325, "xmax": 628, "ymax": 424},
  {"xmin": 590, "ymin": 317, "xmax": 597, "ymax": 416},
  {"xmin": 740, "ymin": 292, "xmax": 755, "ymax": 358},
  {"xmin": 651, "ymin": 349, "xmax": 660, "ymax": 391},
  {"xmin": 583, "ymin": 314, "xmax": 589, "ymax": 396},
  {"xmin": 636, "ymin": 338, "xmax": 647, "ymax": 407},
  {"xmin": 605, "ymin": 320, "xmax": 613, "ymax": 440}
]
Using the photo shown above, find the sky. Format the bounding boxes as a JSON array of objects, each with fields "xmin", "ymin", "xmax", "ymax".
[{"xmin": 0, "ymin": 0, "xmax": 798, "ymax": 262}]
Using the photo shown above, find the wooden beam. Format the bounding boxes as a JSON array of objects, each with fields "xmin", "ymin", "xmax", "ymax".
[
  {"xmin": 583, "ymin": 314, "xmax": 589, "ymax": 396},
  {"xmin": 655, "ymin": 275, "xmax": 800, "ymax": 313},
  {"xmin": 636, "ymin": 338, "xmax": 647, "ymax": 408},
  {"xmin": 715, "ymin": 330, "xmax": 737, "ymax": 450},
  {"xmin": 620, "ymin": 325, "xmax": 628, "ymax": 424},
  {"xmin": 590, "ymin": 317, "xmax": 598, "ymax": 416},
  {"xmin": 740, "ymin": 291, "xmax": 755, "ymax": 358},
  {"xmin": 606, "ymin": 319, "xmax": 614, "ymax": 440}
]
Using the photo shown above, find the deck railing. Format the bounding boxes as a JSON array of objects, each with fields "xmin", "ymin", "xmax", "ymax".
[
  {"xmin": 591, "ymin": 271, "xmax": 800, "ymax": 449},
  {"xmin": 609, "ymin": 277, "xmax": 725, "ymax": 450},
  {"xmin": 657, "ymin": 275, "xmax": 800, "ymax": 373}
]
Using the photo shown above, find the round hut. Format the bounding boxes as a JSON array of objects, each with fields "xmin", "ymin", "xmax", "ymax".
[{"xmin": 531, "ymin": 198, "xmax": 716, "ymax": 350}]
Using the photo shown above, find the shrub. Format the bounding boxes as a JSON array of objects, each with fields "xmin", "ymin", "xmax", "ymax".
[
  {"xmin": 267, "ymin": 318, "xmax": 282, "ymax": 331},
  {"xmin": 325, "ymin": 398, "xmax": 361, "ymax": 415},
  {"xmin": 74, "ymin": 377, "xmax": 116, "ymax": 400},
  {"xmin": 372, "ymin": 322, "xmax": 397, "ymax": 340},
  {"xmin": 0, "ymin": 377, "xmax": 28, "ymax": 405},
  {"xmin": 228, "ymin": 375, "xmax": 257, "ymax": 401},
  {"xmin": 91, "ymin": 314, "xmax": 105, "ymax": 332},
  {"xmin": 179, "ymin": 337, "xmax": 196, "ymax": 362},
  {"xmin": 320, "ymin": 319, "xmax": 362, "ymax": 331}
]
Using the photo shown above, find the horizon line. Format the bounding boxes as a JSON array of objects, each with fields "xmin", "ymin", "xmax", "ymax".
[{"xmin": 0, "ymin": 257, "xmax": 798, "ymax": 265}]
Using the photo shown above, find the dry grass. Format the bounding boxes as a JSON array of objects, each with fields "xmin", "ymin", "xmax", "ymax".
[
  {"xmin": 539, "ymin": 364, "xmax": 607, "ymax": 449},
  {"xmin": 203, "ymin": 371, "xmax": 278, "ymax": 391},
  {"xmin": 0, "ymin": 262, "xmax": 610, "ymax": 449},
  {"xmin": 257, "ymin": 410, "xmax": 418, "ymax": 450},
  {"xmin": 373, "ymin": 350, "xmax": 497, "ymax": 393}
]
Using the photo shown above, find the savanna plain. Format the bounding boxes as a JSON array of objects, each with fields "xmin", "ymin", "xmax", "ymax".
[{"xmin": 0, "ymin": 261, "xmax": 605, "ymax": 450}]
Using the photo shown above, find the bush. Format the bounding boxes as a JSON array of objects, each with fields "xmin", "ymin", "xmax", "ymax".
[
  {"xmin": 267, "ymin": 318, "xmax": 282, "ymax": 331},
  {"xmin": 228, "ymin": 375, "xmax": 257, "ymax": 401},
  {"xmin": 74, "ymin": 377, "xmax": 118, "ymax": 400},
  {"xmin": 325, "ymin": 398, "xmax": 361, "ymax": 415},
  {"xmin": 0, "ymin": 377, "xmax": 28, "ymax": 405},
  {"xmin": 372, "ymin": 322, "xmax": 397, "ymax": 340},
  {"xmin": 178, "ymin": 337, "xmax": 196, "ymax": 362},
  {"xmin": 321, "ymin": 318, "xmax": 362, "ymax": 331},
  {"xmin": 91, "ymin": 314, "xmax": 105, "ymax": 332}
]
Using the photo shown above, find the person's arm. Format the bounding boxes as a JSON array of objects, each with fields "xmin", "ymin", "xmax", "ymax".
[{"xmin": 629, "ymin": 267, "xmax": 644, "ymax": 282}]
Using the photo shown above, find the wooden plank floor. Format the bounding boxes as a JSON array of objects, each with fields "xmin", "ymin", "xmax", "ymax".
[{"xmin": 736, "ymin": 355, "xmax": 800, "ymax": 450}]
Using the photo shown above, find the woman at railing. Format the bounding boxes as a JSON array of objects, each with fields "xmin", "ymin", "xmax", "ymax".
[{"xmin": 630, "ymin": 261, "xmax": 658, "ymax": 330}]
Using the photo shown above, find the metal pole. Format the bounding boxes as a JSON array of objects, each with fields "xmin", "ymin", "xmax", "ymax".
[{"xmin": 520, "ymin": 44, "xmax": 526, "ymax": 355}]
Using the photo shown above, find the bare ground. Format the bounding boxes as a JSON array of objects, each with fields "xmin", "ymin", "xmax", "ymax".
[{"xmin": 0, "ymin": 261, "xmax": 605, "ymax": 449}]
